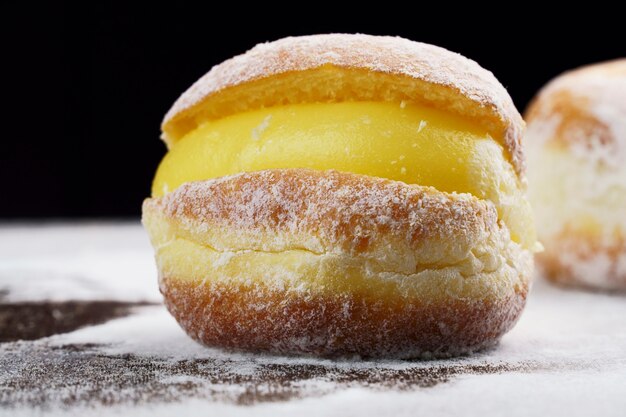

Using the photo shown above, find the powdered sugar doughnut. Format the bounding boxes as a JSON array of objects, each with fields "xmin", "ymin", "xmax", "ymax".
[
  {"xmin": 143, "ymin": 34, "xmax": 535, "ymax": 358},
  {"xmin": 525, "ymin": 59, "xmax": 626, "ymax": 291}
]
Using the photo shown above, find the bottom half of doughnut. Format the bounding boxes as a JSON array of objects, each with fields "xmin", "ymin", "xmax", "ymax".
[
  {"xmin": 143, "ymin": 169, "xmax": 533, "ymax": 358},
  {"xmin": 160, "ymin": 278, "xmax": 529, "ymax": 358}
]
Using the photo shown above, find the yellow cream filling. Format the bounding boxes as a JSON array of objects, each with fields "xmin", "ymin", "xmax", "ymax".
[{"xmin": 153, "ymin": 101, "xmax": 534, "ymax": 248}]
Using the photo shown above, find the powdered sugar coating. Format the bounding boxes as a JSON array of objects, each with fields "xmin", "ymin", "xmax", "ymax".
[
  {"xmin": 525, "ymin": 59, "xmax": 626, "ymax": 291},
  {"xmin": 161, "ymin": 34, "xmax": 525, "ymax": 175},
  {"xmin": 146, "ymin": 169, "xmax": 499, "ymax": 264},
  {"xmin": 547, "ymin": 234, "xmax": 626, "ymax": 290},
  {"xmin": 526, "ymin": 59, "xmax": 626, "ymax": 167}
]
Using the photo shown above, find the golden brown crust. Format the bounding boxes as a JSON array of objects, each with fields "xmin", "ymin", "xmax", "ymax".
[
  {"xmin": 525, "ymin": 59, "xmax": 626, "ymax": 150},
  {"xmin": 160, "ymin": 278, "xmax": 528, "ymax": 359},
  {"xmin": 526, "ymin": 90, "xmax": 614, "ymax": 149},
  {"xmin": 539, "ymin": 228, "xmax": 626, "ymax": 292},
  {"xmin": 142, "ymin": 169, "xmax": 533, "ymax": 357},
  {"xmin": 161, "ymin": 34, "xmax": 525, "ymax": 176}
]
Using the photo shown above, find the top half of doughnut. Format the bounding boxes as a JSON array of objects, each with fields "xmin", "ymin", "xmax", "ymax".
[{"xmin": 160, "ymin": 34, "xmax": 525, "ymax": 177}]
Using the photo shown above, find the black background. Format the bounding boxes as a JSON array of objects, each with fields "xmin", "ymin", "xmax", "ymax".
[{"xmin": 3, "ymin": 4, "xmax": 624, "ymax": 219}]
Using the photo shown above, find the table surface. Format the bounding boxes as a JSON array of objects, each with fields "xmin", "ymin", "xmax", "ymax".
[{"xmin": 1, "ymin": 223, "xmax": 625, "ymax": 417}]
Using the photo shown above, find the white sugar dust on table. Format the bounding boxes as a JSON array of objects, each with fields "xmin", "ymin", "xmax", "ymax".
[{"xmin": 1, "ymin": 223, "xmax": 625, "ymax": 417}]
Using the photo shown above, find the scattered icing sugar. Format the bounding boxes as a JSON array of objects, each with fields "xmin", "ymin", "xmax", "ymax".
[
  {"xmin": 2, "ymin": 224, "xmax": 626, "ymax": 415},
  {"xmin": 0, "ymin": 223, "xmax": 160, "ymax": 303}
]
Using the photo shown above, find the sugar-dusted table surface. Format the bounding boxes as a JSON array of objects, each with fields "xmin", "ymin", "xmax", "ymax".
[{"xmin": 1, "ymin": 223, "xmax": 625, "ymax": 417}]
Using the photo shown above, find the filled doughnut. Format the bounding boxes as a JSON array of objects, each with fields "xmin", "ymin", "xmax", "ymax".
[
  {"xmin": 525, "ymin": 59, "xmax": 626, "ymax": 292},
  {"xmin": 142, "ymin": 34, "xmax": 536, "ymax": 358}
]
